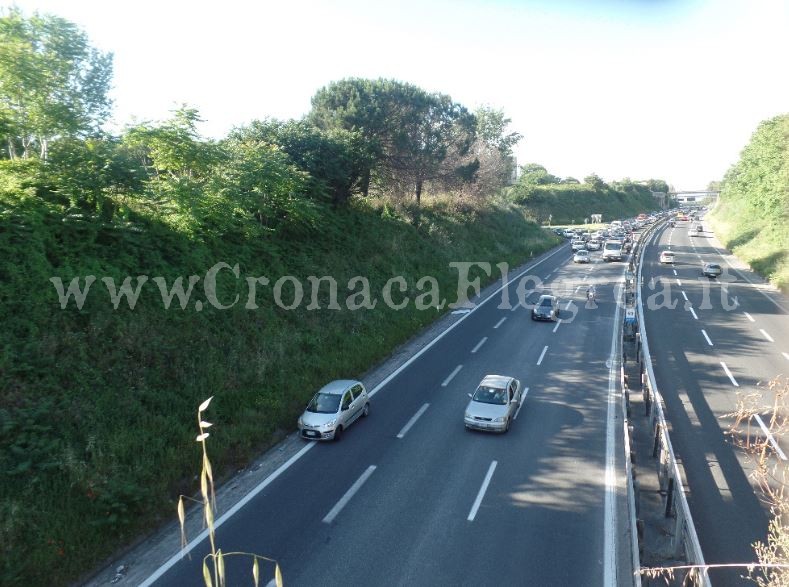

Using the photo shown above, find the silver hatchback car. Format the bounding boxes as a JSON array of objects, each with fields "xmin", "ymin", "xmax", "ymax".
[
  {"xmin": 298, "ymin": 380, "xmax": 369, "ymax": 441},
  {"xmin": 464, "ymin": 375, "xmax": 523, "ymax": 433}
]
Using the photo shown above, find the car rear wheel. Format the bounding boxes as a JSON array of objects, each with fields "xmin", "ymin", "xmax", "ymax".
[{"xmin": 333, "ymin": 426, "xmax": 343, "ymax": 441}]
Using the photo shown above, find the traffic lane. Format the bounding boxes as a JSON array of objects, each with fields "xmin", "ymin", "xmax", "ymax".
[
  {"xmin": 642, "ymin": 243, "xmax": 771, "ymax": 585},
  {"xmin": 153, "ymin": 247, "xmax": 586, "ymax": 585},
  {"xmin": 289, "ymin": 284, "xmax": 619, "ymax": 586},
  {"xmin": 648, "ymin": 332, "xmax": 770, "ymax": 586}
]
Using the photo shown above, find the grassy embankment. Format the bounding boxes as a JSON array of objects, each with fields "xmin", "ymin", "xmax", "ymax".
[
  {"xmin": 0, "ymin": 160, "xmax": 561, "ymax": 586},
  {"xmin": 509, "ymin": 183, "xmax": 660, "ymax": 226},
  {"xmin": 708, "ymin": 114, "xmax": 789, "ymax": 291}
]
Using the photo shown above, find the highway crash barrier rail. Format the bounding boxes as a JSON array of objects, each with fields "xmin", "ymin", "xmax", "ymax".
[{"xmin": 620, "ymin": 220, "xmax": 710, "ymax": 587}]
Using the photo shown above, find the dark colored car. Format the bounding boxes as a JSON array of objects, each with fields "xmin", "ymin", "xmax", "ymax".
[
  {"xmin": 702, "ymin": 262, "xmax": 722, "ymax": 278},
  {"xmin": 532, "ymin": 295, "xmax": 559, "ymax": 321}
]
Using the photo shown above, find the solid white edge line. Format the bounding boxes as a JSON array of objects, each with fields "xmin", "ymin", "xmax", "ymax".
[
  {"xmin": 754, "ymin": 414, "xmax": 788, "ymax": 461},
  {"xmin": 681, "ymin": 291, "xmax": 689, "ymax": 301},
  {"xmin": 689, "ymin": 307, "xmax": 698, "ymax": 320},
  {"xmin": 493, "ymin": 317, "xmax": 506, "ymax": 329},
  {"xmin": 140, "ymin": 244, "xmax": 569, "ymax": 585},
  {"xmin": 322, "ymin": 465, "xmax": 377, "ymax": 524},
  {"xmin": 441, "ymin": 364, "xmax": 463, "ymax": 387},
  {"xmin": 701, "ymin": 329, "xmax": 713, "ymax": 346},
  {"xmin": 396, "ymin": 403, "xmax": 430, "ymax": 439},
  {"xmin": 744, "ymin": 311, "xmax": 755, "ymax": 323},
  {"xmin": 471, "ymin": 337, "xmax": 488, "ymax": 354},
  {"xmin": 467, "ymin": 461, "xmax": 498, "ymax": 521},
  {"xmin": 514, "ymin": 387, "xmax": 530, "ymax": 420},
  {"xmin": 536, "ymin": 345, "xmax": 548, "ymax": 366},
  {"xmin": 138, "ymin": 441, "xmax": 316, "ymax": 587},
  {"xmin": 367, "ymin": 244, "xmax": 567, "ymax": 398},
  {"xmin": 760, "ymin": 329, "xmax": 775, "ymax": 343},
  {"xmin": 720, "ymin": 362, "xmax": 739, "ymax": 387},
  {"xmin": 604, "ymin": 265, "xmax": 625, "ymax": 587}
]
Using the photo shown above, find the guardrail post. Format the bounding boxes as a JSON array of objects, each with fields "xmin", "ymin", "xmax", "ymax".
[{"xmin": 665, "ymin": 477, "xmax": 675, "ymax": 518}]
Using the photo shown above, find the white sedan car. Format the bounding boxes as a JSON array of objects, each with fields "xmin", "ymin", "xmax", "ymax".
[
  {"xmin": 659, "ymin": 251, "xmax": 675, "ymax": 264},
  {"xmin": 574, "ymin": 250, "xmax": 591, "ymax": 263}
]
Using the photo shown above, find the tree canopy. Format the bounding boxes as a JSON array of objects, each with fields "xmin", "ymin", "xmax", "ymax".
[{"xmin": 0, "ymin": 9, "xmax": 113, "ymax": 159}]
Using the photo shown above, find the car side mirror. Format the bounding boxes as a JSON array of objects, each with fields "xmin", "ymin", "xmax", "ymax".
[{"xmin": 467, "ymin": 393, "xmax": 473, "ymax": 398}]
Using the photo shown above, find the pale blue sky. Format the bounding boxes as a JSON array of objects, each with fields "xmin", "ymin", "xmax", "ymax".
[{"xmin": 10, "ymin": 0, "xmax": 789, "ymax": 189}]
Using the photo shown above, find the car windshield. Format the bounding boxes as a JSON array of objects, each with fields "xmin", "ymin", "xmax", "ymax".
[
  {"xmin": 539, "ymin": 298, "xmax": 553, "ymax": 307},
  {"xmin": 306, "ymin": 392, "xmax": 341, "ymax": 414},
  {"xmin": 708, "ymin": 264, "xmax": 721, "ymax": 269},
  {"xmin": 472, "ymin": 385, "xmax": 508, "ymax": 405},
  {"xmin": 606, "ymin": 243, "xmax": 622, "ymax": 250}
]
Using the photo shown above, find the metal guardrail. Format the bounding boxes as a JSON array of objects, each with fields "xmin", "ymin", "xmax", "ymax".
[{"xmin": 627, "ymin": 219, "xmax": 710, "ymax": 586}]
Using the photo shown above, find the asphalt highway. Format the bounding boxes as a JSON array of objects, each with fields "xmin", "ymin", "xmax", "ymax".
[
  {"xmin": 639, "ymin": 220, "xmax": 789, "ymax": 586},
  {"xmin": 142, "ymin": 239, "xmax": 638, "ymax": 587}
]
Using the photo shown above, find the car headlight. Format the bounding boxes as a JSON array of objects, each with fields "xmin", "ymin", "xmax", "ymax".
[
  {"xmin": 464, "ymin": 412, "xmax": 472, "ymax": 420},
  {"xmin": 493, "ymin": 416, "xmax": 506, "ymax": 422},
  {"xmin": 297, "ymin": 418, "xmax": 303, "ymax": 428},
  {"xmin": 323, "ymin": 419, "xmax": 337, "ymax": 428}
]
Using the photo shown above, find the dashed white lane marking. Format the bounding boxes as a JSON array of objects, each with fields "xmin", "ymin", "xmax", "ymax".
[
  {"xmin": 537, "ymin": 345, "xmax": 548, "ymax": 366},
  {"xmin": 760, "ymin": 329, "xmax": 775, "ymax": 343},
  {"xmin": 676, "ymin": 278, "xmax": 682, "ymax": 286},
  {"xmin": 689, "ymin": 307, "xmax": 698, "ymax": 320},
  {"xmin": 553, "ymin": 320, "xmax": 561, "ymax": 333},
  {"xmin": 397, "ymin": 403, "xmax": 430, "ymax": 439},
  {"xmin": 720, "ymin": 362, "xmax": 739, "ymax": 387},
  {"xmin": 701, "ymin": 330, "xmax": 713, "ymax": 346},
  {"xmin": 467, "ymin": 461, "xmax": 498, "ymax": 522},
  {"xmin": 754, "ymin": 415, "xmax": 788, "ymax": 461},
  {"xmin": 565, "ymin": 301, "xmax": 573, "ymax": 310},
  {"xmin": 744, "ymin": 312, "xmax": 755, "ymax": 323},
  {"xmin": 783, "ymin": 352, "xmax": 789, "ymax": 361},
  {"xmin": 471, "ymin": 337, "xmax": 488, "ymax": 353},
  {"xmin": 673, "ymin": 269, "xmax": 678, "ymax": 276},
  {"xmin": 442, "ymin": 365, "xmax": 463, "ymax": 387},
  {"xmin": 681, "ymin": 291, "xmax": 689, "ymax": 301},
  {"xmin": 494, "ymin": 317, "xmax": 507, "ymax": 329},
  {"xmin": 514, "ymin": 387, "xmax": 530, "ymax": 420},
  {"xmin": 322, "ymin": 465, "xmax": 377, "ymax": 524}
]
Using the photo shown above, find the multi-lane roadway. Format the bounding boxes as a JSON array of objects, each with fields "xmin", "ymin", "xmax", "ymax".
[
  {"xmin": 639, "ymin": 219, "xmax": 788, "ymax": 586},
  {"xmin": 140, "ymin": 239, "xmax": 637, "ymax": 586}
]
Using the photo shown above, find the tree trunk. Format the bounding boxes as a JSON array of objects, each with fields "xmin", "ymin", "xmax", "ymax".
[
  {"xmin": 415, "ymin": 179, "xmax": 423, "ymax": 205},
  {"xmin": 361, "ymin": 168, "xmax": 371, "ymax": 198}
]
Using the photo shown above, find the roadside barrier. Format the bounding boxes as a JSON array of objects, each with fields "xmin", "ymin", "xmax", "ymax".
[{"xmin": 621, "ymin": 219, "xmax": 710, "ymax": 587}]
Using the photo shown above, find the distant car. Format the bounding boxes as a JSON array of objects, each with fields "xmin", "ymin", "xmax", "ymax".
[
  {"xmin": 702, "ymin": 262, "xmax": 722, "ymax": 278},
  {"xmin": 563, "ymin": 229, "xmax": 575, "ymax": 238},
  {"xmin": 298, "ymin": 380, "xmax": 369, "ymax": 441},
  {"xmin": 532, "ymin": 294, "xmax": 559, "ymax": 321},
  {"xmin": 464, "ymin": 375, "xmax": 522, "ymax": 433},
  {"xmin": 659, "ymin": 251, "xmax": 675, "ymax": 264},
  {"xmin": 574, "ymin": 250, "xmax": 591, "ymax": 263},
  {"xmin": 571, "ymin": 239, "xmax": 586, "ymax": 251},
  {"xmin": 586, "ymin": 240, "xmax": 601, "ymax": 251},
  {"xmin": 696, "ymin": 224, "xmax": 703, "ymax": 232}
]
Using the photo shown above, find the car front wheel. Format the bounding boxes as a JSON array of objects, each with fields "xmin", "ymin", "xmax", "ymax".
[{"xmin": 333, "ymin": 426, "xmax": 343, "ymax": 441}]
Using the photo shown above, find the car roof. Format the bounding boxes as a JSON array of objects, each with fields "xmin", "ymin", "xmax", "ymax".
[
  {"xmin": 316, "ymin": 379, "xmax": 361, "ymax": 395},
  {"xmin": 478, "ymin": 374, "xmax": 511, "ymax": 389}
]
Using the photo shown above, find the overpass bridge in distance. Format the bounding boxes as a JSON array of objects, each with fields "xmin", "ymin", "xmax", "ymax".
[{"xmin": 670, "ymin": 190, "xmax": 720, "ymax": 204}]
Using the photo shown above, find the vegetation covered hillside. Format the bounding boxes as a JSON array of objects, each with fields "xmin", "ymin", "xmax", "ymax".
[
  {"xmin": 509, "ymin": 165, "xmax": 667, "ymax": 224},
  {"xmin": 709, "ymin": 114, "xmax": 789, "ymax": 290},
  {"xmin": 0, "ymin": 10, "xmax": 666, "ymax": 585}
]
